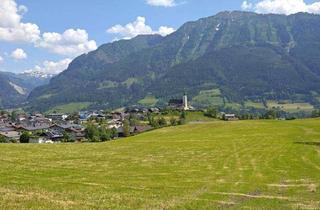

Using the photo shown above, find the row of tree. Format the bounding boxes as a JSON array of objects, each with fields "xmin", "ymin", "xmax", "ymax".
[
  {"xmin": 85, "ymin": 124, "xmax": 118, "ymax": 142},
  {"xmin": 147, "ymin": 111, "xmax": 187, "ymax": 128}
]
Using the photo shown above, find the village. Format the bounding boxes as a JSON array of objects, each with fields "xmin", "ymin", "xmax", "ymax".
[
  {"xmin": 0, "ymin": 108, "xmax": 154, "ymax": 144},
  {"xmin": 0, "ymin": 94, "xmax": 239, "ymax": 144}
]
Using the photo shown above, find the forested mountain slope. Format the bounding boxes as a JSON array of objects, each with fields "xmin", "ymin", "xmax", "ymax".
[{"xmin": 28, "ymin": 11, "xmax": 320, "ymax": 111}]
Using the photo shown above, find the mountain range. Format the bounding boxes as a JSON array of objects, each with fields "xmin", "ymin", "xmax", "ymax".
[
  {"xmin": 7, "ymin": 11, "xmax": 320, "ymax": 111},
  {"xmin": 0, "ymin": 71, "xmax": 50, "ymax": 108}
]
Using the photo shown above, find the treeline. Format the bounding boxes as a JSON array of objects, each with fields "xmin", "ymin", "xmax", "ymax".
[
  {"xmin": 85, "ymin": 124, "xmax": 118, "ymax": 142},
  {"xmin": 147, "ymin": 111, "xmax": 187, "ymax": 128}
]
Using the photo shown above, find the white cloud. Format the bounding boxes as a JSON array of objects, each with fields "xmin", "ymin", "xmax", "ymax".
[
  {"xmin": 158, "ymin": 26, "xmax": 175, "ymax": 36},
  {"xmin": 24, "ymin": 58, "xmax": 72, "ymax": 76},
  {"xmin": 241, "ymin": 1, "xmax": 253, "ymax": 10},
  {"xmin": 0, "ymin": 55, "xmax": 3, "ymax": 63},
  {"xmin": 36, "ymin": 29, "xmax": 97, "ymax": 57},
  {"xmin": 242, "ymin": 0, "xmax": 320, "ymax": 15},
  {"xmin": 146, "ymin": 0, "xmax": 176, "ymax": 7},
  {"xmin": 18, "ymin": 5, "xmax": 28, "ymax": 15},
  {"xmin": 107, "ymin": 16, "xmax": 175, "ymax": 40},
  {"xmin": 0, "ymin": 0, "xmax": 40, "ymax": 42},
  {"xmin": 11, "ymin": 48, "xmax": 27, "ymax": 60},
  {"xmin": 0, "ymin": 0, "xmax": 96, "ymax": 58}
]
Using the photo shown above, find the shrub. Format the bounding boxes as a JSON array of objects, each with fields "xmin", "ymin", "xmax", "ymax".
[
  {"xmin": 20, "ymin": 132, "xmax": 30, "ymax": 144},
  {"xmin": 123, "ymin": 120, "xmax": 131, "ymax": 137},
  {"xmin": 0, "ymin": 136, "xmax": 7, "ymax": 143},
  {"xmin": 205, "ymin": 107, "xmax": 218, "ymax": 118},
  {"xmin": 158, "ymin": 117, "xmax": 167, "ymax": 127},
  {"xmin": 170, "ymin": 117, "xmax": 178, "ymax": 126}
]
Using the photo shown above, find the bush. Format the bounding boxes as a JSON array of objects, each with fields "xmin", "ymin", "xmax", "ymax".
[
  {"xmin": 158, "ymin": 117, "xmax": 167, "ymax": 127},
  {"xmin": 0, "ymin": 136, "xmax": 7, "ymax": 143},
  {"xmin": 205, "ymin": 107, "xmax": 218, "ymax": 118},
  {"xmin": 148, "ymin": 115, "xmax": 159, "ymax": 128},
  {"xmin": 100, "ymin": 128, "xmax": 112, "ymax": 142},
  {"xmin": 20, "ymin": 132, "xmax": 30, "ymax": 143},
  {"xmin": 85, "ymin": 123, "xmax": 100, "ymax": 141},
  {"xmin": 170, "ymin": 117, "xmax": 178, "ymax": 126},
  {"xmin": 111, "ymin": 128, "xmax": 118, "ymax": 139},
  {"xmin": 62, "ymin": 132, "xmax": 74, "ymax": 143},
  {"xmin": 123, "ymin": 120, "xmax": 131, "ymax": 137}
]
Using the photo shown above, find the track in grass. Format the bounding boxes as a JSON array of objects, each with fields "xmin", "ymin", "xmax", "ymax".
[{"xmin": 0, "ymin": 119, "xmax": 320, "ymax": 209}]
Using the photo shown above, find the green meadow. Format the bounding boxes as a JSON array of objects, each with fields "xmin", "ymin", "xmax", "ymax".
[
  {"xmin": 1, "ymin": 119, "xmax": 320, "ymax": 209},
  {"xmin": 267, "ymin": 101, "xmax": 314, "ymax": 113},
  {"xmin": 47, "ymin": 102, "xmax": 92, "ymax": 114}
]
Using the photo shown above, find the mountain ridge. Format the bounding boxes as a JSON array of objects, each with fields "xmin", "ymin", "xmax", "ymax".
[
  {"xmin": 0, "ymin": 71, "xmax": 50, "ymax": 108},
  {"xmin": 27, "ymin": 11, "xmax": 320, "ymax": 111}
]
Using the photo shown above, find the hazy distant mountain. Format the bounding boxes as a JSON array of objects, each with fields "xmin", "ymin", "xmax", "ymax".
[
  {"xmin": 28, "ymin": 11, "xmax": 320, "ymax": 111},
  {"xmin": 0, "ymin": 71, "xmax": 51, "ymax": 108}
]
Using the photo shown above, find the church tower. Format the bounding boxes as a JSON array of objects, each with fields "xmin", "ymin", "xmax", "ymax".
[{"xmin": 183, "ymin": 93, "xmax": 189, "ymax": 110}]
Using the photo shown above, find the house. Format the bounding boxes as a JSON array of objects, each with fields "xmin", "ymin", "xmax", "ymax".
[
  {"xmin": 46, "ymin": 113, "xmax": 68, "ymax": 121},
  {"xmin": 19, "ymin": 123, "xmax": 53, "ymax": 132},
  {"xmin": 17, "ymin": 115, "xmax": 53, "ymax": 132},
  {"xmin": 223, "ymin": 114, "xmax": 239, "ymax": 121},
  {"xmin": 43, "ymin": 129, "xmax": 64, "ymax": 141},
  {"xmin": 16, "ymin": 114, "xmax": 28, "ymax": 123},
  {"xmin": 79, "ymin": 111, "xmax": 92, "ymax": 121},
  {"xmin": 57, "ymin": 123, "xmax": 85, "ymax": 141},
  {"xmin": 116, "ymin": 126, "xmax": 135, "ymax": 137},
  {"xmin": 168, "ymin": 99, "xmax": 184, "ymax": 109},
  {"xmin": 29, "ymin": 137, "xmax": 54, "ymax": 144},
  {"xmin": 111, "ymin": 112, "xmax": 125, "ymax": 121},
  {"xmin": 107, "ymin": 119, "xmax": 123, "ymax": 129},
  {"xmin": 0, "ymin": 130, "xmax": 21, "ymax": 141},
  {"xmin": 117, "ymin": 125, "xmax": 152, "ymax": 137},
  {"xmin": 149, "ymin": 107, "xmax": 160, "ymax": 113}
]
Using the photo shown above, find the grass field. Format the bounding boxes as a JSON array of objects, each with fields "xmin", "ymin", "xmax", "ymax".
[
  {"xmin": 1, "ymin": 119, "xmax": 320, "ymax": 209},
  {"xmin": 185, "ymin": 111, "xmax": 216, "ymax": 123},
  {"xmin": 267, "ymin": 101, "xmax": 314, "ymax": 113},
  {"xmin": 192, "ymin": 89, "xmax": 224, "ymax": 107},
  {"xmin": 47, "ymin": 102, "xmax": 92, "ymax": 114},
  {"xmin": 138, "ymin": 95, "xmax": 159, "ymax": 107}
]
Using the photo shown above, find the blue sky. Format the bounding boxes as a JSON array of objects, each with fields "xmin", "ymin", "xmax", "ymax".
[{"xmin": 0, "ymin": 0, "xmax": 319, "ymax": 74}]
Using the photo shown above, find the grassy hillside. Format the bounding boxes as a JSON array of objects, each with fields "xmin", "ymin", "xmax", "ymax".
[
  {"xmin": 46, "ymin": 102, "xmax": 92, "ymax": 114},
  {"xmin": 1, "ymin": 119, "xmax": 320, "ymax": 209}
]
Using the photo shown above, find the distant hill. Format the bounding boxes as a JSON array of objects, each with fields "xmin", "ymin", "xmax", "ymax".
[
  {"xmin": 28, "ymin": 11, "xmax": 320, "ymax": 111},
  {"xmin": 0, "ymin": 72, "xmax": 50, "ymax": 109}
]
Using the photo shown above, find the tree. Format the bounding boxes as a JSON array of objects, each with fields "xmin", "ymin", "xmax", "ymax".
[
  {"xmin": 100, "ymin": 128, "xmax": 111, "ymax": 142},
  {"xmin": 178, "ymin": 111, "xmax": 187, "ymax": 125},
  {"xmin": 10, "ymin": 110, "xmax": 18, "ymax": 122},
  {"xmin": 148, "ymin": 115, "xmax": 159, "ymax": 128},
  {"xmin": 180, "ymin": 111, "xmax": 187, "ymax": 120},
  {"xmin": 20, "ymin": 132, "xmax": 30, "ymax": 143},
  {"xmin": 311, "ymin": 110, "xmax": 320, "ymax": 118},
  {"xmin": 0, "ymin": 110, "xmax": 7, "ymax": 116},
  {"xmin": 0, "ymin": 135, "xmax": 7, "ymax": 143},
  {"xmin": 129, "ymin": 113, "xmax": 139, "ymax": 126},
  {"xmin": 263, "ymin": 109, "xmax": 279, "ymax": 119},
  {"xmin": 66, "ymin": 112, "xmax": 80, "ymax": 122},
  {"xmin": 123, "ymin": 120, "xmax": 131, "ymax": 137},
  {"xmin": 85, "ymin": 123, "xmax": 100, "ymax": 141},
  {"xmin": 205, "ymin": 107, "xmax": 218, "ymax": 118},
  {"xmin": 62, "ymin": 131, "xmax": 71, "ymax": 142},
  {"xmin": 158, "ymin": 117, "xmax": 167, "ymax": 127},
  {"xmin": 111, "ymin": 128, "xmax": 118, "ymax": 139},
  {"xmin": 170, "ymin": 117, "xmax": 177, "ymax": 126}
]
